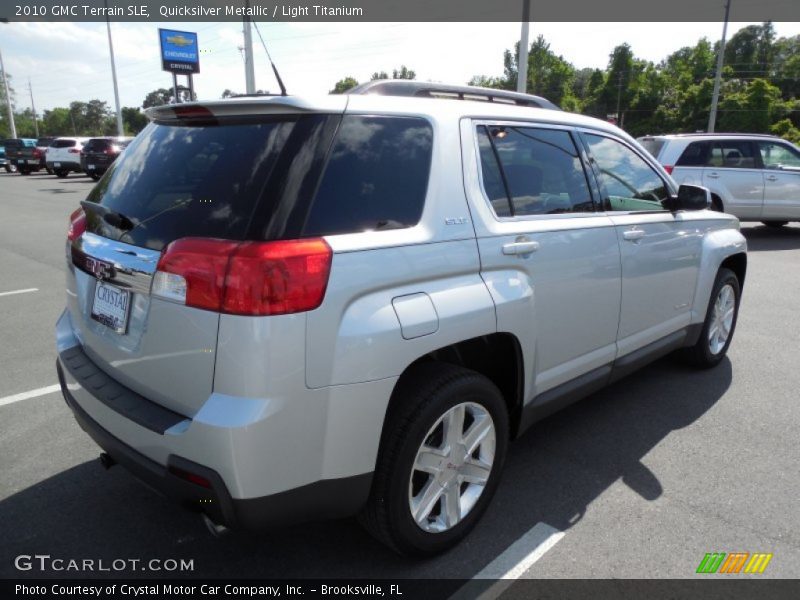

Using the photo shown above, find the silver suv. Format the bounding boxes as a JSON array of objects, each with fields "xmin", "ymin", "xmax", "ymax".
[
  {"xmin": 639, "ymin": 133, "xmax": 800, "ymax": 227},
  {"xmin": 56, "ymin": 82, "xmax": 747, "ymax": 556}
]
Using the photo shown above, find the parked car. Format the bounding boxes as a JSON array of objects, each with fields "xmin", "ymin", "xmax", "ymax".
[
  {"xmin": 46, "ymin": 137, "xmax": 90, "ymax": 178},
  {"xmin": 0, "ymin": 143, "xmax": 13, "ymax": 172},
  {"xmin": 80, "ymin": 137, "xmax": 133, "ymax": 180},
  {"xmin": 57, "ymin": 82, "xmax": 747, "ymax": 556},
  {"xmin": 638, "ymin": 133, "xmax": 800, "ymax": 227},
  {"xmin": 3, "ymin": 138, "xmax": 36, "ymax": 173},
  {"xmin": 15, "ymin": 136, "xmax": 57, "ymax": 175}
]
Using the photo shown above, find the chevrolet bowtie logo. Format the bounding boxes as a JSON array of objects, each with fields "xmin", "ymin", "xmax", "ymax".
[{"xmin": 166, "ymin": 35, "xmax": 194, "ymax": 47}]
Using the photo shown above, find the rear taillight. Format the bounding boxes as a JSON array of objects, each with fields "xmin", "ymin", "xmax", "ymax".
[
  {"xmin": 67, "ymin": 208, "xmax": 86, "ymax": 242},
  {"xmin": 33, "ymin": 149, "xmax": 42, "ymax": 158},
  {"xmin": 152, "ymin": 238, "xmax": 333, "ymax": 316},
  {"xmin": 663, "ymin": 165, "xmax": 674, "ymax": 175},
  {"xmin": 68, "ymin": 148, "xmax": 80, "ymax": 154}
]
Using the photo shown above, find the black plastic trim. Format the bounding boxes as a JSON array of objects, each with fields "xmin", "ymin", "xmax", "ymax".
[
  {"xmin": 518, "ymin": 324, "xmax": 703, "ymax": 435},
  {"xmin": 59, "ymin": 345, "xmax": 186, "ymax": 435},
  {"xmin": 57, "ymin": 357, "xmax": 373, "ymax": 529}
]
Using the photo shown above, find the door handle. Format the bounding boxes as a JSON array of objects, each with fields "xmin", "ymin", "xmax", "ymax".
[
  {"xmin": 623, "ymin": 228, "xmax": 646, "ymax": 242},
  {"xmin": 706, "ymin": 172, "xmax": 720, "ymax": 179},
  {"xmin": 765, "ymin": 175, "xmax": 779, "ymax": 182},
  {"xmin": 502, "ymin": 237, "xmax": 540, "ymax": 256}
]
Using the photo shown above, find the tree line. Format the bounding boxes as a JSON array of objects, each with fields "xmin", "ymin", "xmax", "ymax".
[{"xmin": 466, "ymin": 22, "xmax": 799, "ymax": 143}]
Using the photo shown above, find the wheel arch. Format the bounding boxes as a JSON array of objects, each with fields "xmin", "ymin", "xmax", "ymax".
[{"xmin": 380, "ymin": 333, "xmax": 525, "ymax": 448}]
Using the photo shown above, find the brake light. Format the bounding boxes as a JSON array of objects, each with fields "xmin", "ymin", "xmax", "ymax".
[
  {"xmin": 68, "ymin": 148, "xmax": 80, "ymax": 154},
  {"xmin": 173, "ymin": 105, "xmax": 215, "ymax": 119},
  {"xmin": 67, "ymin": 208, "xmax": 86, "ymax": 242},
  {"xmin": 663, "ymin": 165, "xmax": 674, "ymax": 175},
  {"xmin": 32, "ymin": 148, "xmax": 42, "ymax": 158},
  {"xmin": 153, "ymin": 238, "xmax": 333, "ymax": 316}
]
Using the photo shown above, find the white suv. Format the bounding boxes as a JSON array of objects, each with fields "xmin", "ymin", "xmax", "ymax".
[
  {"xmin": 639, "ymin": 133, "xmax": 800, "ymax": 227},
  {"xmin": 46, "ymin": 137, "xmax": 90, "ymax": 178},
  {"xmin": 57, "ymin": 82, "xmax": 747, "ymax": 556}
]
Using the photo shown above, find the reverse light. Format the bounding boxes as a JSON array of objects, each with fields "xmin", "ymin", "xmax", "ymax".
[{"xmin": 153, "ymin": 238, "xmax": 333, "ymax": 316}]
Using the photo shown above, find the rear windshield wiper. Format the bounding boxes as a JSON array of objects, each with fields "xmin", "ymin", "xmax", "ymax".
[{"xmin": 80, "ymin": 200, "xmax": 136, "ymax": 231}]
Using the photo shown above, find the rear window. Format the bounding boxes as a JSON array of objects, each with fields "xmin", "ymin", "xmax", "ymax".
[
  {"xmin": 53, "ymin": 139, "xmax": 77, "ymax": 148},
  {"xmin": 84, "ymin": 139, "xmax": 111, "ymax": 152},
  {"xmin": 638, "ymin": 138, "xmax": 666, "ymax": 158},
  {"xmin": 302, "ymin": 115, "xmax": 433, "ymax": 236},
  {"xmin": 84, "ymin": 117, "xmax": 308, "ymax": 251}
]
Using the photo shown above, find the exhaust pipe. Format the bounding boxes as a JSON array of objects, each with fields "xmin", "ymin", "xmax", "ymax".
[
  {"xmin": 99, "ymin": 453, "xmax": 116, "ymax": 470},
  {"xmin": 202, "ymin": 513, "xmax": 230, "ymax": 537}
]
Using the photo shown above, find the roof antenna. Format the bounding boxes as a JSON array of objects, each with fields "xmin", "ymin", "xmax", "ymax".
[{"xmin": 252, "ymin": 21, "xmax": 287, "ymax": 96}]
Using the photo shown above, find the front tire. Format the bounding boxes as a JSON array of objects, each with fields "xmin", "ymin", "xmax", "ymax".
[
  {"xmin": 682, "ymin": 268, "xmax": 740, "ymax": 368},
  {"xmin": 360, "ymin": 363, "xmax": 509, "ymax": 556}
]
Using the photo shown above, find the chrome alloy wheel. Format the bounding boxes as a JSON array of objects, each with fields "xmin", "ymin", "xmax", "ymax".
[
  {"xmin": 408, "ymin": 402, "xmax": 496, "ymax": 533},
  {"xmin": 708, "ymin": 283, "xmax": 735, "ymax": 355}
]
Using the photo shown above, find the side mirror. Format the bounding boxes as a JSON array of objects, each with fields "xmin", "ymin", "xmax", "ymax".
[{"xmin": 662, "ymin": 184, "xmax": 711, "ymax": 212}]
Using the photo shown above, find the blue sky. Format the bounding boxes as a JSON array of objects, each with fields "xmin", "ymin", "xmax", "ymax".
[{"xmin": 1, "ymin": 21, "xmax": 799, "ymax": 112}]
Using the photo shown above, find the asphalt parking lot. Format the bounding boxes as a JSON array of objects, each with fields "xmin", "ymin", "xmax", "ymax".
[{"xmin": 1, "ymin": 170, "xmax": 799, "ymax": 584}]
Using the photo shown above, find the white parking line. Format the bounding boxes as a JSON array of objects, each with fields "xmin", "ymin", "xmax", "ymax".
[
  {"xmin": 450, "ymin": 522, "xmax": 565, "ymax": 600},
  {"xmin": 0, "ymin": 288, "xmax": 38, "ymax": 298},
  {"xmin": 0, "ymin": 384, "xmax": 61, "ymax": 408}
]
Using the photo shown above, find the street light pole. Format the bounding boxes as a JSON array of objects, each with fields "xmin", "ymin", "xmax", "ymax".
[
  {"xmin": 708, "ymin": 0, "xmax": 731, "ymax": 133},
  {"xmin": 104, "ymin": 1, "xmax": 124, "ymax": 135},
  {"xmin": 243, "ymin": 1, "xmax": 256, "ymax": 94},
  {"xmin": 28, "ymin": 79, "xmax": 38, "ymax": 137},
  {"xmin": 0, "ymin": 46, "xmax": 17, "ymax": 138},
  {"xmin": 516, "ymin": 0, "xmax": 530, "ymax": 94}
]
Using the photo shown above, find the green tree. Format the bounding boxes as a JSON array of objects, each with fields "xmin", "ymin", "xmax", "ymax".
[
  {"xmin": 122, "ymin": 107, "xmax": 148, "ymax": 135},
  {"xmin": 142, "ymin": 88, "xmax": 173, "ymax": 108},
  {"xmin": 717, "ymin": 78, "xmax": 782, "ymax": 132},
  {"xmin": 370, "ymin": 71, "xmax": 389, "ymax": 80},
  {"xmin": 330, "ymin": 77, "xmax": 359, "ymax": 94},
  {"xmin": 392, "ymin": 66, "xmax": 416, "ymax": 80},
  {"xmin": 42, "ymin": 107, "xmax": 72, "ymax": 136}
]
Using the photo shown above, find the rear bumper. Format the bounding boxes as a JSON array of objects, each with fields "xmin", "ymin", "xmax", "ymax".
[
  {"xmin": 56, "ymin": 351, "xmax": 373, "ymax": 529},
  {"xmin": 47, "ymin": 160, "xmax": 82, "ymax": 171}
]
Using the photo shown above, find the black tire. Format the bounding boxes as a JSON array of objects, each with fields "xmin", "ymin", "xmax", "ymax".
[
  {"xmin": 45, "ymin": 167, "xmax": 53, "ymax": 175},
  {"xmin": 762, "ymin": 221, "xmax": 788, "ymax": 228},
  {"xmin": 681, "ymin": 268, "xmax": 740, "ymax": 368},
  {"xmin": 54, "ymin": 169, "xmax": 69, "ymax": 178},
  {"xmin": 359, "ymin": 362, "xmax": 509, "ymax": 556},
  {"xmin": 18, "ymin": 167, "xmax": 30, "ymax": 175},
  {"xmin": 89, "ymin": 172, "xmax": 101, "ymax": 181},
  {"xmin": 4, "ymin": 164, "xmax": 15, "ymax": 173}
]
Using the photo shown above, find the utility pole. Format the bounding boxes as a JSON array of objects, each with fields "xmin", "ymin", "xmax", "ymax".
[
  {"xmin": 0, "ymin": 47, "xmax": 16, "ymax": 138},
  {"xmin": 516, "ymin": 0, "xmax": 530, "ymax": 94},
  {"xmin": 28, "ymin": 78, "xmax": 38, "ymax": 137},
  {"xmin": 708, "ymin": 0, "xmax": 731, "ymax": 133},
  {"xmin": 104, "ymin": 2, "xmax": 124, "ymax": 135},
  {"xmin": 243, "ymin": 1, "xmax": 256, "ymax": 94}
]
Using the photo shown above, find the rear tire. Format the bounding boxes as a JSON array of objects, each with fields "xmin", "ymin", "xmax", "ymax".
[
  {"xmin": 762, "ymin": 221, "xmax": 788, "ymax": 228},
  {"xmin": 18, "ymin": 167, "xmax": 30, "ymax": 175},
  {"xmin": 4, "ymin": 163, "xmax": 16, "ymax": 173},
  {"xmin": 54, "ymin": 169, "xmax": 68, "ymax": 178},
  {"xmin": 89, "ymin": 172, "xmax": 101, "ymax": 181},
  {"xmin": 681, "ymin": 268, "xmax": 740, "ymax": 369},
  {"xmin": 45, "ymin": 167, "xmax": 53, "ymax": 175},
  {"xmin": 359, "ymin": 363, "xmax": 509, "ymax": 556}
]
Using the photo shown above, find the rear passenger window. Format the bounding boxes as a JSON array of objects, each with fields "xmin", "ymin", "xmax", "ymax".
[
  {"xmin": 476, "ymin": 125, "xmax": 595, "ymax": 217},
  {"xmin": 302, "ymin": 116, "xmax": 433, "ymax": 236},
  {"xmin": 708, "ymin": 141, "xmax": 757, "ymax": 169}
]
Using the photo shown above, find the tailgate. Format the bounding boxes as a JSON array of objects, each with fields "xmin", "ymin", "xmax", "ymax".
[{"xmin": 66, "ymin": 232, "xmax": 218, "ymax": 417}]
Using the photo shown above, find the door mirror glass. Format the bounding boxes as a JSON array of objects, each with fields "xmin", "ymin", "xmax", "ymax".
[{"xmin": 664, "ymin": 184, "xmax": 711, "ymax": 212}]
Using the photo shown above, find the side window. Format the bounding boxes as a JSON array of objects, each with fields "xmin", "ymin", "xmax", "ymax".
[
  {"xmin": 676, "ymin": 141, "xmax": 712, "ymax": 167},
  {"xmin": 303, "ymin": 116, "xmax": 433, "ymax": 236},
  {"xmin": 584, "ymin": 133, "xmax": 669, "ymax": 212},
  {"xmin": 708, "ymin": 140, "xmax": 757, "ymax": 169},
  {"xmin": 758, "ymin": 141, "xmax": 800, "ymax": 169},
  {"xmin": 476, "ymin": 125, "xmax": 595, "ymax": 217}
]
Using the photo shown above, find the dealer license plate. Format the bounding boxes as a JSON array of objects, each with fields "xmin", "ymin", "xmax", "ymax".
[{"xmin": 91, "ymin": 282, "xmax": 130, "ymax": 334}]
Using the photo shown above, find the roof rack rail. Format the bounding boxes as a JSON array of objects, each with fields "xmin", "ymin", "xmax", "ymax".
[
  {"xmin": 346, "ymin": 80, "xmax": 560, "ymax": 111},
  {"xmin": 669, "ymin": 132, "xmax": 779, "ymax": 138}
]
